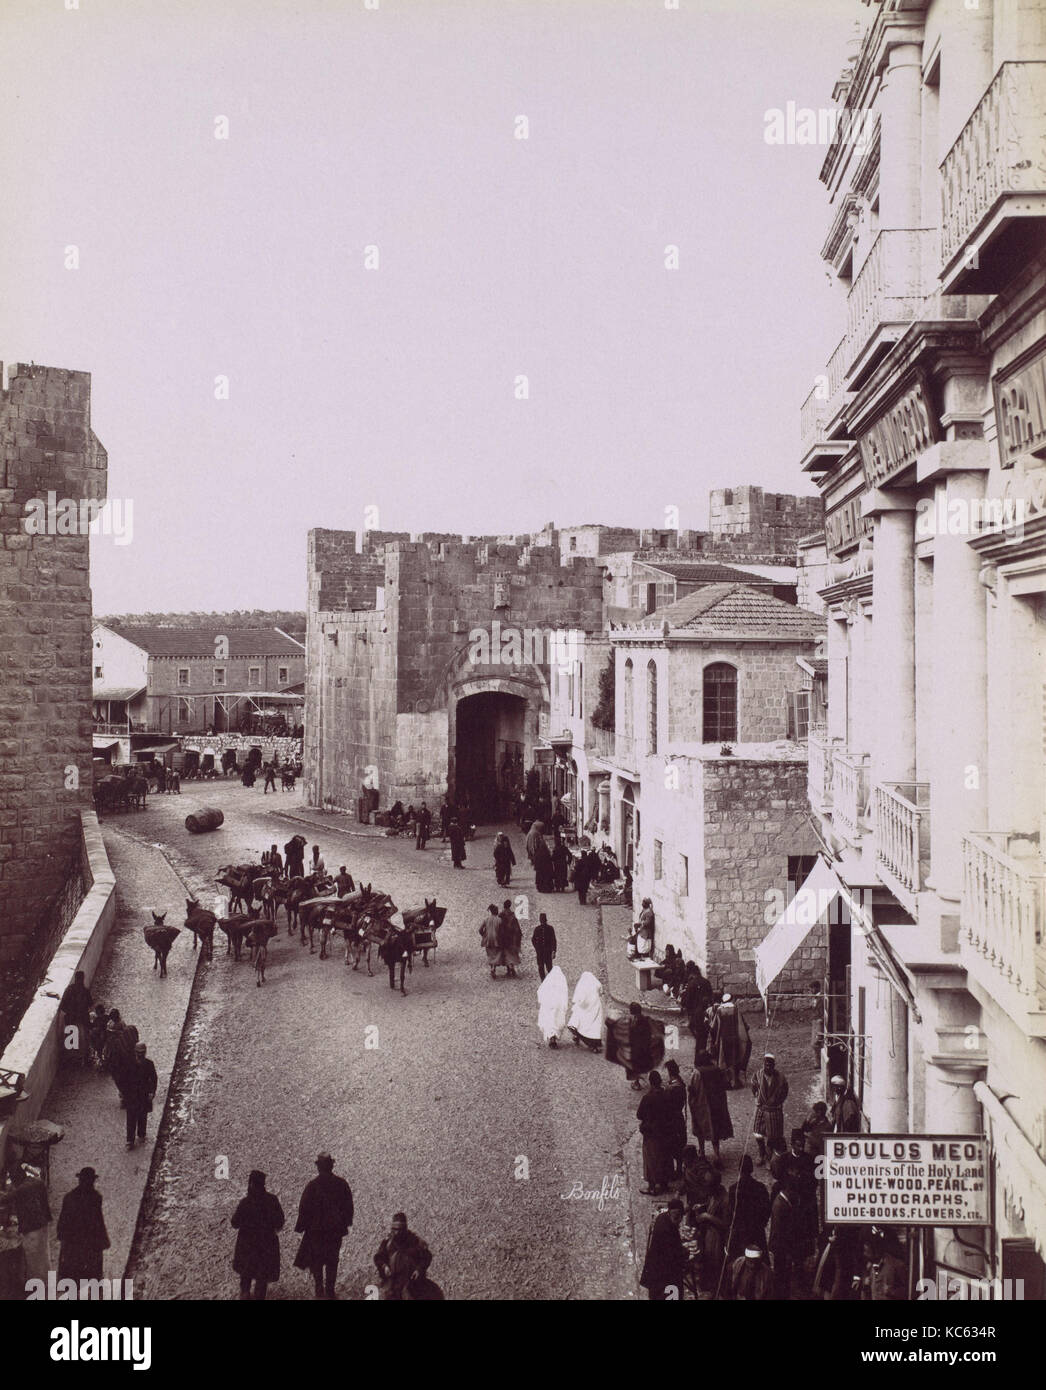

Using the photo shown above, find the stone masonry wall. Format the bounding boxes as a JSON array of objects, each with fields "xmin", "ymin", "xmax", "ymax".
[
  {"xmin": 666, "ymin": 641, "xmax": 817, "ymax": 744},
  {"xmin": 701, "ymin": 756, "xmax": 824, "ymax": 1000},
  {"xmin": 0, "ymin": 363, "xmax": 105, "ymax": 966}
]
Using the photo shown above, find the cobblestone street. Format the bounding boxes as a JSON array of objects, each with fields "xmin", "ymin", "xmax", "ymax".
[{"xmin": 113, "ymin": 782, "xmax": 639, "ymax": 1300}]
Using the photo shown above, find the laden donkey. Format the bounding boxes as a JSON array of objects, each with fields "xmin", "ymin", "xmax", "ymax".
[
  {"xmin": 184, "ymin": 899, "xmax": 217, "ymax": 961},
  {"xmin": 144, "ymin": 911, "xmax": 179, "ymax": 978}
]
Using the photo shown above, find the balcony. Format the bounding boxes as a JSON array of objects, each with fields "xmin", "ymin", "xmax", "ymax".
[
  {"xmin": 800, "ymin": 381, "xmax": 853, "ymax": 475},
  {"xmin": 587, "ymin": 725, "xmax": 615, "ymax": 763},
  {"xmin": 807, "ymin": 730, "xmax": 837, "ymax": 815},
  {"xmin": 940, "ymin": 62, "xmax": 1046, "ymax": 293},
  {"xmin": 961, "ymin": 831, "xmax": 1046, "ymax": 1037},
  {"xmin": 843, "ymin": 229, "xmax": 934, "ymax": 386},
  {"xmin": 874, "ymin": 781, "xmax": 930, "ymax": 916},
  {"xmin": 831, "ymin": 748, "xmax": 871, "ymax": 846}
]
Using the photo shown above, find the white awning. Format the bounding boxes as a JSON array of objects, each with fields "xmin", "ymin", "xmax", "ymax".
[{"xmin": 755, "ymin": 856, "xmax": 842, "ymax": 998}]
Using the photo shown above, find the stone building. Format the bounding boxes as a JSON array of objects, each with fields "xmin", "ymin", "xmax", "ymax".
[
  {"xmin": 707, "ymin": 484, "xmax": 824, "ymax": 557},
  {"xmin": 796, "ymin": 0, "xmax": 1046, "ymax": 1293},
  {"xmin": 305, "ymin": 529, "xmax": 604, "ymax": 815},
  {"xmin": 0, "ymin": 363, "xmax": 106, "ymax": 968},
  {"xmin": 596, "ymin": 584, "xmax": 825, "ymax": 992},
  {"xmin": 91, "ymin": 623, "xmax": 305, "ymax": 735}
]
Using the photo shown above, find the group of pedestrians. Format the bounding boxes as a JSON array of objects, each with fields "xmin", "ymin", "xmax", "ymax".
[
  {"xmin": 58, "ymin": 973, "xmax": 158, "ymax": 1152},
  {"xmin": 229, "ymin": 1153, "xmax": 438, "ymax": 1300}
]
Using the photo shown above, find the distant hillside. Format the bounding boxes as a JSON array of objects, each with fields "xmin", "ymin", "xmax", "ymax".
[{"xmin": 97, "ymin": 610, "xmax": 307, "ymax": 639}]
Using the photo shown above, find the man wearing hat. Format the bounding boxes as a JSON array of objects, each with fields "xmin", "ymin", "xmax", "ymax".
[
  {"xmin": 829, "ymin": 1075, "xmax": 862, "ymax": 1133},
  {"xmin": 750, "ymin": 1053, "xmax": 789, "ymax": 1166},
  {"xmin": 57, "ymin": 1168, "xmax": 110, "ymax": 1281},
  {"xmin": 727, "ymin": 1242, "xmax": 773, "ymax": 1300},
  {"xmin": 124, "ymin": 1042, "xmax": 158, "ymax": 1150},
  {"xmin": 293, "ymin": 1153, "xmax": 354, "ymax": 1299}
]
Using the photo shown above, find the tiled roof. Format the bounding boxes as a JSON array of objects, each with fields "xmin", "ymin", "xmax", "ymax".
[
  {"xmin": 637, "ymin": 584, "xmax": 825, "ymax": 638},
  {"xmin": 637, "ymin": 560, "xmax": 772, "ymax": 585},
  {"xmin": 103, "ymin": 626, "xmax": 306, "ymax": 658}
]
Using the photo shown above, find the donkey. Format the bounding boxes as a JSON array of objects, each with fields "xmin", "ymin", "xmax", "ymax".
[
  {"xmin": 401, "ymin": 899, "xmax": 446, "ymax": 967},
  {"xmin": 218, "ymin": 914, "xmax": 253, "ymax": 961},
  {"xmin": 144, "ymin": 911, "xmax": 177, "ymax": 978},
  {"xmin": 184, "ymin": 898, "xmax": 216, "ymax": 961}
]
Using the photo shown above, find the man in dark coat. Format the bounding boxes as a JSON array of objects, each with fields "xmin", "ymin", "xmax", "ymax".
[
  {"xmin": 60, "ymin": 969, "xmax": 92, "ymax": 1067},
  {"xmin": 124, "ymin": 1042, "xmax": 158, "ymax": 1150},
  {"xmin": 498, "ymin": 900, "xmax": 523, "ymax": 977},
  {"xmin": 231, "ymin": 1170, "xmax": 284, "ymax": 1300},
  {"xmin": 639, "ymin": 1198, "xmax": 686, "ymax": 1300},
  {"xmin": 636, "ymin": 1071, "xmax": 674, "ymax": 1196},
  {"xmin": 728, "ymin": 1243, "xmax": 774, "ymax": 1300},
  {"xmin": 57, "ymin": 1168, "xmax": 110, "ymax": 1280},
  {"xmin": 572, "ymin": 847, "xmax": 593, "ymax": 905},
  {"xmin": 708, "ymin": 993, "xmax": 751, "ymax": 1088},
  {"xmin": 284, "ymin": 835, "xmax": 306, "ymax": 878},
  {"xmin": 293, "ymin": 1153, "xmax": 355, "ymax": 1299},
  {"xmin": 415, "ymin": 802, "xmax": 431, "ymax": 850},
  {"xmin": 531, "ymin": 913, "xmax": 557, "ymax": 979},
  {"xmin": 679, "ymin": 964, "xmax": 713, "ymax": 1057},
  {"xmin": 727, "ymin": 1155, "xmax": 771, "ymax": 1258},
  {"xmin": 448, "ymin": 819, "xmax": 467, "ymax": 868},
  {"xmin": 687, "ymin": 1051, "xmax": 733, "ymax": 1163},
  {"xmin": 103, "ymin": 1015, "xmax": 134, "ymax": 1107},
  {"xmin": 551, "ymin": 833, "xmax": 570, "ymax": 892},
  {"xmin": 493, "ymin": 832, "xmax": 516, "ymax": 886},
  {"xmin": 751, "ymin": 1053, "xmax": 789, "ymax": 1165},
  {"xmin": 768, "ymin": 1180, "xmax": 801, "ymax": 1298},
  {"xmin": 374, "ymin": 1212, "xmax": 433, "ymax": 1300}
]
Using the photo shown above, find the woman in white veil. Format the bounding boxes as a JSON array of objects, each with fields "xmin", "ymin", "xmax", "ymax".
[
  {"xmin": 536, "ymin": 964, "xmax": 569, "ymax": 1048},
  {"xmin": 567, "ymin": 971, "xmax": 605, "ymax": 1052}
]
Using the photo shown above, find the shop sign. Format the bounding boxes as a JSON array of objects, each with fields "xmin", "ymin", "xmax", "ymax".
[{"xmin": 824, "ymin": 1135, "xmax": 989, "ymax": 1225}]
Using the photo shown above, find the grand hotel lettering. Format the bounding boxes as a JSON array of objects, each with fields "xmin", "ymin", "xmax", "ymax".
[{"xmin": 858, "ymin": 378, "xmax": 939, "ymax": 489}]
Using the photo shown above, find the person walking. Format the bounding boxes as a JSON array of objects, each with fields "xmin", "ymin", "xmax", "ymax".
[
  {"xmin": 103, "ymin": 1014, "xmax": 134, "ymax": 1109},
  {"xmin": 231, "ymin": 1170, "xmax": 285, "ymax": 1300},
  {"xmin": 566, "ymin": 971, "xmax": 605, "ymax": 1052},
  {"xmin": 124, "ymin": 1042, "xmax": 157, "ymax": 1150},
  {"xmin": 536, "ymin": 964, "xmax": 569, "ymax": 1049},
  {"xmin": 687, "ymin": 1050, "xmax": 733, "ymax": 1165},
  {"xmin": 663, "ymin": 1059, "xmax": 688, "ymax": 1181},
  {"xmin": 492, "ymin": 832, "xmax": 516, "ymax": 886},
  {"xmin": 751, "ymin": 1053, "xmax": 789, "ymax": 1167},
  {"xmin": 60, "ymin": 969, "xmax": 93, "ymax": 1068},
  {"xmin": 531, "ymin": 912, "xmax": 557, "ymax": 980},
  {"xmin": 10, "ymin": 1165, "xmax": 51, "ymax": 1283},
  {"xmin": 572, "ymin": 848, "xmax": 593, "ymax": 905},
  {"xmin": 625, "ymin": 1001, "xmax": 656, "ymax": 1090},
  {"xmin": 679, "ymin": 964, "xmax": 713, "ymax": 1058},
  {"xmin": 415, "ymin": 802, "xmax": 431, "ymax": 851},
  {"xmin": 293, "ymin": 1153, "xmax": 355, "ymax": 1300},
  {"xmin": 309, "ymin": 845, "xmax": 325, "ymax": 877},
  {"xmin": 57, "ymin": 1168, "xmax": 110, "ymax": 1282},
  {"xmin": 637, "ymin": 1071, "xmax": 674, "ymax": 1196},
  {"xmin": 551, "ymin": 830, "xmax": 570, "ymax": 893},
  {"xmin": 498, "ymin": 899, "xmax": 522, "ymax": 978},
  {"xmin": 639, "ymin": 1198, "xmax": 687, "ymax": 1301},
  {"xmin": 708, "ymin": 993, "xmax": 751, "ymax": 1089},
  {"xmin": 448, "ymin": 818, "xmax": 467, "ymax": 869},
  {"xmin": 480, "ymin": 904, "xmax": 503, "ymax": 979},
  {"xmin": 285, "ymin": 836, "xmax": 306, "ymax": 879},
  {"xmin": 263, "ymin": 762, "xmax": 277, "ymax": 794}
]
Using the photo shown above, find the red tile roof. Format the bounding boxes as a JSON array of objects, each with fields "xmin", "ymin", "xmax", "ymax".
[{"xmin": 634, "ymin": 584, "xmax": 825, "ymax": 638}]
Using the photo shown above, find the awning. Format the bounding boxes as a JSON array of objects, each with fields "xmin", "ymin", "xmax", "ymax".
[
  {"xmin": 92, "ymin": 742, "xmax": 120, "ymax": 754},
  {"xmin": 974, "ymin": 1081, "xmax": 1046, "ymax": 1259},
  {"xmin": 93, "ymin": 685, "xmax": 145, "ymax": 702},
  {"xmin": 132, "ymin": 741, "xmax": 179, "ymax": 755},
  {"xmin": 755, "ymin": 856, "xmax": 841, "ymax": 997}
]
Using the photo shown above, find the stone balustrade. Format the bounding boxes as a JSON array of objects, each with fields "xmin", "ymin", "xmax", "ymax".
[
  {"xmin": 961, "ymin": 831, "xmax": 1046, "ymax": 1033},
  {"xmin": 844, "ymin": 229, "xmax": 934, "ymax": 378},
  {"xmin": 831, "ymin": 748, "xmax": 870, "ymax": 846},
  {"xmin": 940, "ymin": 62, "xmax": 1046, "ymax": 269},
  {"xmin": 875, "ymin": 781, "xmax": 930, "ymax": 914},
  {"xmin": 807, "ymin": 730, "xmax": 836, "ymax": 815}
]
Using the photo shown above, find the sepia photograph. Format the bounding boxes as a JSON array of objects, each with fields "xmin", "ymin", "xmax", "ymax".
[{"xmin": 0, "ymin": 0, "xmax": 1043, "ymax": 1360}]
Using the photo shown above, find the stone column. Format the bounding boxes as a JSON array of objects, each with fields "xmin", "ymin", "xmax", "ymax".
[
  {"xmin": 826, "ymin": 612, "xmax": 849, "ymax": 744},
  {"xmin": 878, "ymin": 42, "xmax": 923, "ymax": 231},
  {"xmin": 926, "ymin": 463, "xmax": 989, "ymax": 902},
  {"xmin": 866, "ymin": 961, "xmax": 910, "ymax": 1132},
  {"xmin": 866, "ymin": 490, "xmax": 917, "ymax": 786}
]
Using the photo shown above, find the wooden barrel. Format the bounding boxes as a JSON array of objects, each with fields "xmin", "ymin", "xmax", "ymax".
[{"xmin": 185, "ymin": 807, "xmax": 224, "ymax": 833}]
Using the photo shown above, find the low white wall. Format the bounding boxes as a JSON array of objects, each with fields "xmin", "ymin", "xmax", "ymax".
[{"xmin": 0, "ymin": 810, "xmax": 117, "ymax": 1158}]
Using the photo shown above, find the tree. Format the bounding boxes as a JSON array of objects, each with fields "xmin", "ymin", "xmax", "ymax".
[{"xmin": 591, "ymin": 650, "xmax": 615, "ymax": 731}]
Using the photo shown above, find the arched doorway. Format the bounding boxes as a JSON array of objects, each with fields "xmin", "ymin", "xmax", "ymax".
[{"xmin": 454, "ymin": 690, "xmax": 527, "ymax": 822}]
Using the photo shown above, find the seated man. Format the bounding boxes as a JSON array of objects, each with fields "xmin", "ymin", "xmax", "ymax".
[{"xmin": 374, "ymin": 1212, "xmax": 433, "ymax": 1300}]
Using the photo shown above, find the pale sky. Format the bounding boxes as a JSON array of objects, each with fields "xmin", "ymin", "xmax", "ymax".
[{"xmin": 1, "ymin": 0, "xmax": 860, "ymax": 612}]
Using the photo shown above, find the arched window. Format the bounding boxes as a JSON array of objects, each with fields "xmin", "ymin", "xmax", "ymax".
[
  {"xmin": 703, "ymin": 662, "xmax": 737, "ymax": 743},
  {"xmin": 622, "ymin": 659, "xmax": 634, "ymax": 742},
  {"xmin": 646, "ymin": 660, "xmax": 658, "ymax": 755}
]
